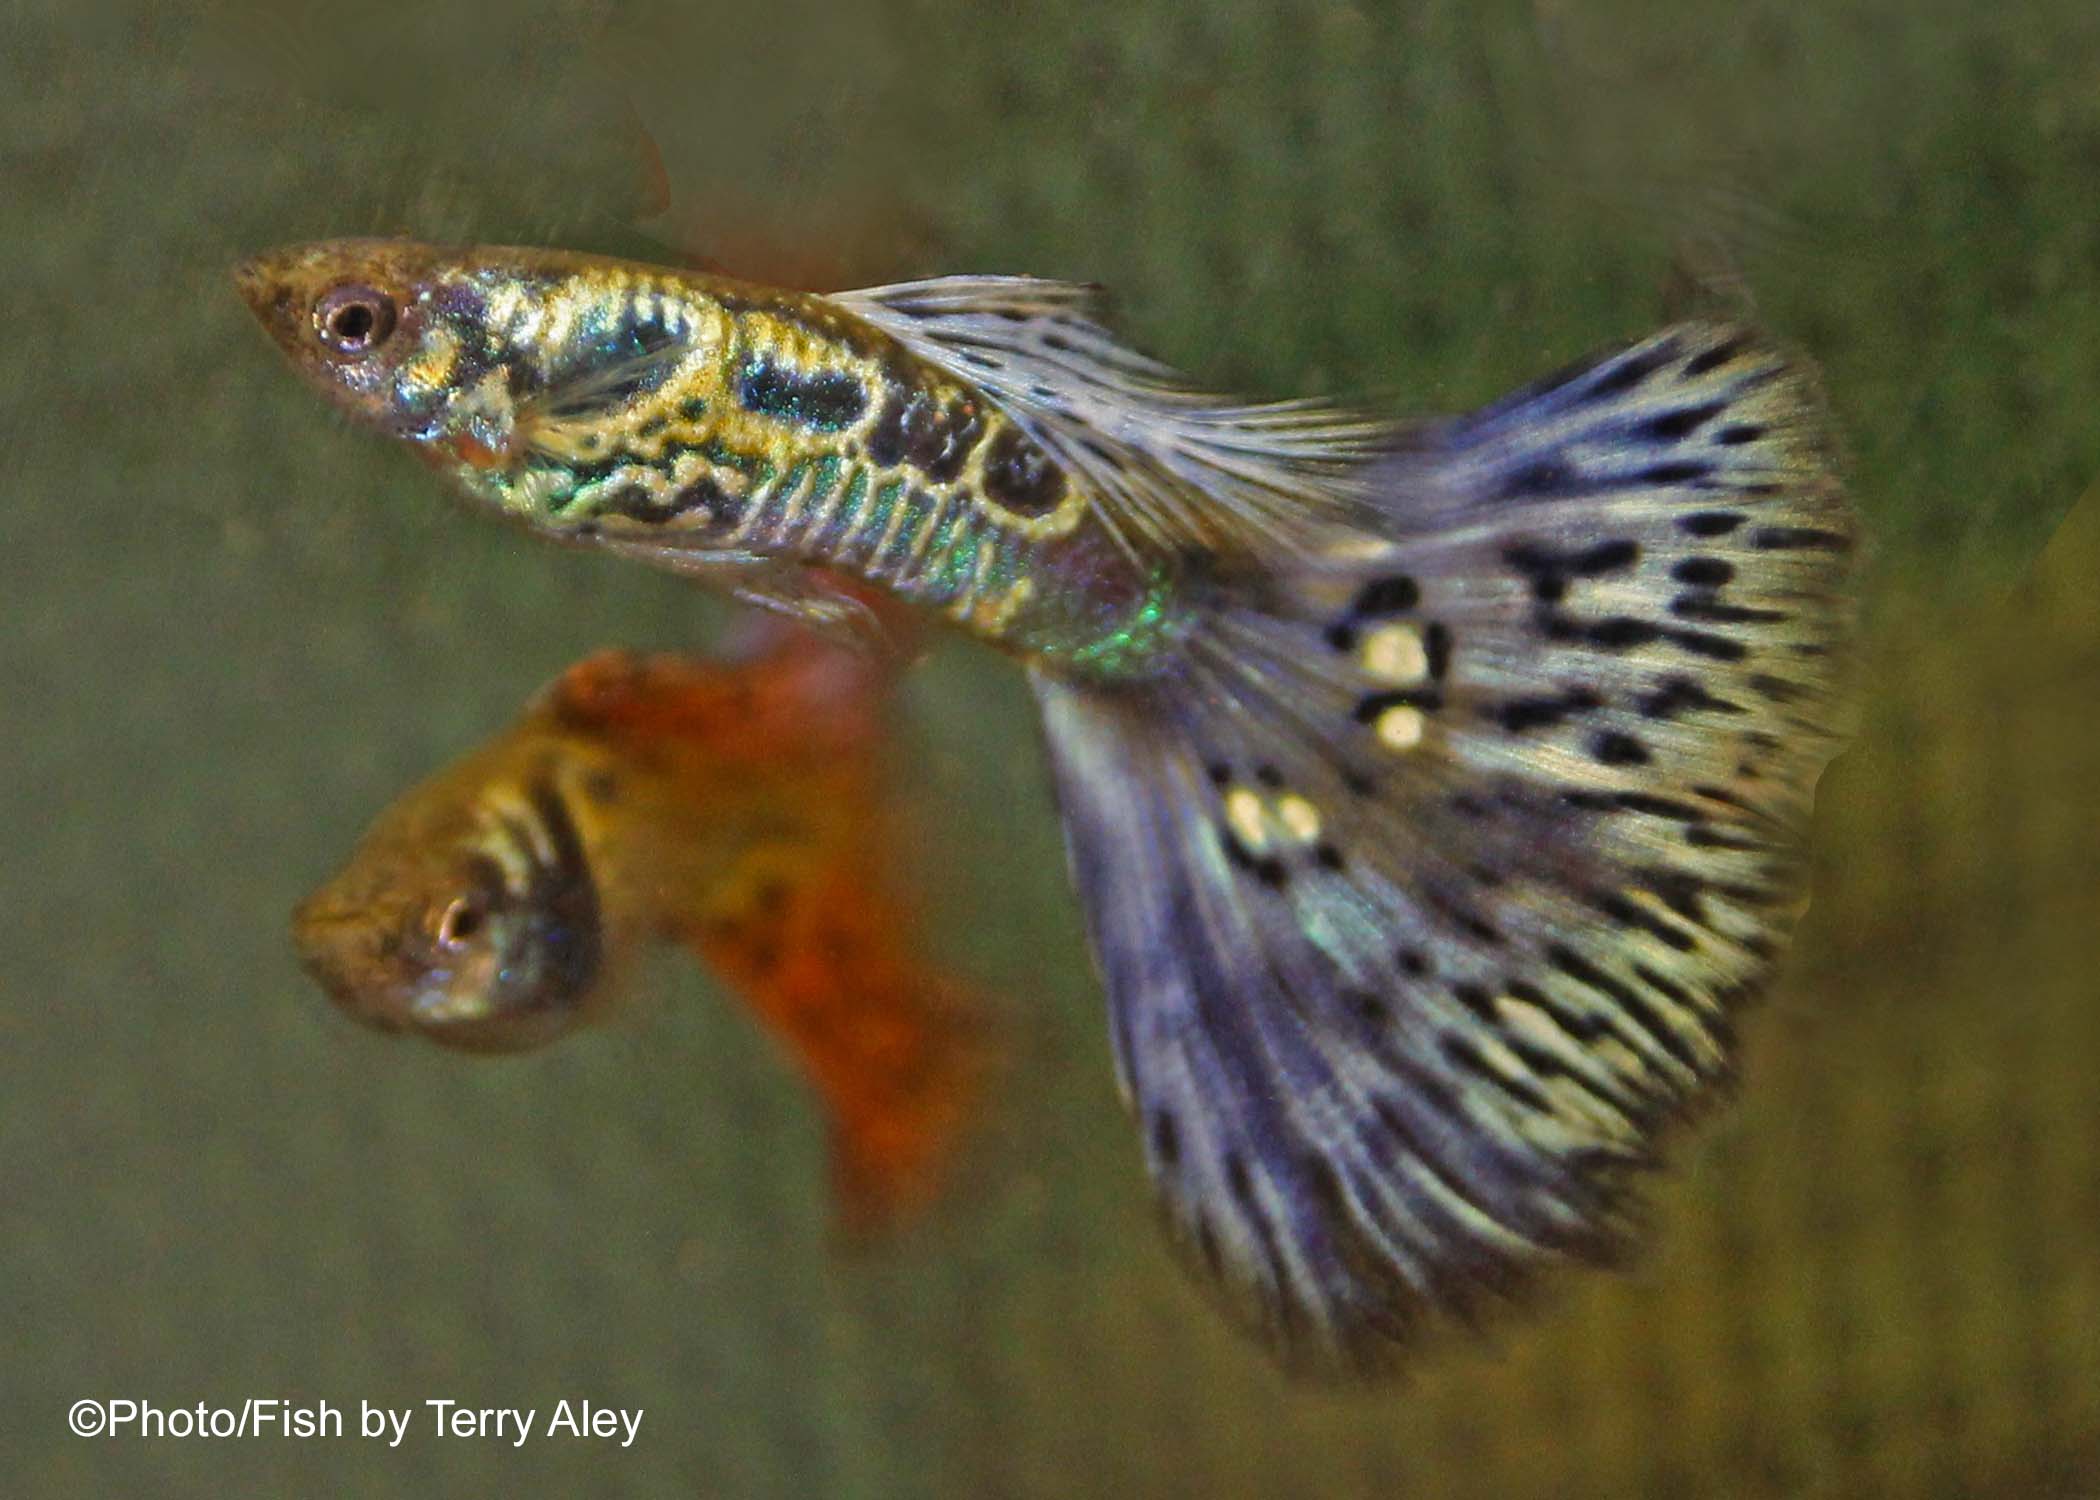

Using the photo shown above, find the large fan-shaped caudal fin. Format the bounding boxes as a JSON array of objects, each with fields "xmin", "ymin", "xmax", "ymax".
[{"xmin": 1034, "ymin": 322, "xmax": 1854, "ymax": 1373}]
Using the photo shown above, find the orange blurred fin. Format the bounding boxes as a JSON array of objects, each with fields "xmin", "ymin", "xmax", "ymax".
[
  {"xmin": 678, "ymin": 849, "xmax": 990, "ymax": 1238},
  {"xmin": 539, "ymin": 634, "xmax": 894, "ymax": 760},
  {"xmin": 617, "ymin": 107, "xmax": 940, "ymax": 292},
  {"xmin": 629, "ymin": 116, "xmax": 675, "ymax": 221}
]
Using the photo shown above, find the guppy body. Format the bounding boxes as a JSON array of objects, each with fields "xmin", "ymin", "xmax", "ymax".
[
  {"xmin": 244, "ymin": 236, "xmax": 1857, "ymax": 1376},
  {"xmin": 245, "ymin": 242, "xmax": 1173, "ymax": 673}
]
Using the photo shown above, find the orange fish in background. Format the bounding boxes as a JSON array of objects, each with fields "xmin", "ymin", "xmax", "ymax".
[{"xmin": 292, "ymin": 618, "xmax": 987, "ymax": 1236}]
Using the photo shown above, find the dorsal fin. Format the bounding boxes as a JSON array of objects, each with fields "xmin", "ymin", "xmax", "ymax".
[
  {"xmin": 837, "ymin": 276, "xmax": 1393, "ymax": 559},
  {"xmin": 541, "ymin": 635, "xmax": 891, "ymax": 759}
]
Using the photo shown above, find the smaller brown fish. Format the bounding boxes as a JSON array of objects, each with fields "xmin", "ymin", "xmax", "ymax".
[{"xmin": 293, "ymin": 626, "xmax": 986, "ymax": 1235}]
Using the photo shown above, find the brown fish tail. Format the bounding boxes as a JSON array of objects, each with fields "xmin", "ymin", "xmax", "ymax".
[{"xmin": 680, "ymin": 850, "xmax": 990, "ymax": 1237}]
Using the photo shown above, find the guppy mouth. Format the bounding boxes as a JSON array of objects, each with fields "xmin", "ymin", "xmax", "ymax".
[
  {"xmin": 289, "ymin": 901, "xmax": 417, "ymax": 1036},
  {"xmin": 231, "ymin": 251, "xmax": 301, "ymax": 335}
]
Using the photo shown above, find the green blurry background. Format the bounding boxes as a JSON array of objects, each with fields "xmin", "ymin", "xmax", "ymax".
[{"xmin": 6, "ymin": 1, "xmax": 2099, "ymax": 1494}]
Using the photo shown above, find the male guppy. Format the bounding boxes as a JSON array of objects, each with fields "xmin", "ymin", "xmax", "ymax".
[
  {"xmin": 294, "ymin": 635, "xmax": 987, "ymax": 1235},
  {"xmin": 241, "ymin": 239, "xmax": 1855, "ymax": 1372}
]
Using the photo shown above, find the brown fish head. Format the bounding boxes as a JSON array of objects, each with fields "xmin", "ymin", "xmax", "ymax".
[{"xmin": 291, "ymin": 800, "xmax": 605, "ymax": 1055}]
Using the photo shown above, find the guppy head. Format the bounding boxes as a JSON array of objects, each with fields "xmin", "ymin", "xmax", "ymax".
[
  {"xmin": 291, "ymin": 793, "xmax": 604, "ymax": 1055},
  {"xmin": 235, "ymin": 238, "xmax": 725, "ymax": 480},
  {"xmin": 235, "ymin": 239, "xmax": 493, "ymax": 447}
]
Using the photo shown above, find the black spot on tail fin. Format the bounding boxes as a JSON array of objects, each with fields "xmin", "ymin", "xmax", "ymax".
[{"xmin": 1028, "ymin": 320, "xmax": 1853, "ymax": 1374}]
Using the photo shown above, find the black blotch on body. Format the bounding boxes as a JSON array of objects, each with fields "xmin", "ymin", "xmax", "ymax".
[
  {"xmin": 866, "ymin": 388, "xmax": 984, "ymax": 484},
  {"xmin": 549, "ymin": 455, "xmax": 632, "ymax": 498},
  {"xmin": 594, "ymin": 486, "xmax": 663, "ymax": 522},
  {"xmin": 865, "ymin": 395, "xmax": 907, "ymax": 467},
  {"xmin": 548, "ymin": 322, "xmax": 683, "ymax": 411},
  {"xmin": 1679, "ymin": 511, "xmax": 1744, "ymax": 538},
  {"xmin": 735, "ymin": 358, "xmax": 868, "ymax": 431},
  {"xmin": 979, "ymin": 423, "xmax": 1066, "ymax": 515},
  {"xmin": 598, "ymin": 474, "xmax": 741, "ymax": 529}
]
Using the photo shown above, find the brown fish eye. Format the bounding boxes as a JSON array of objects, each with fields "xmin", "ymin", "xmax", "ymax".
[
  {"xmin": 313, "ymin": 284, "xmax": 396, "ymax": 356},
  {"xmin": 436, "ymin": 896, "xmax": 485, "ymax": 950}
]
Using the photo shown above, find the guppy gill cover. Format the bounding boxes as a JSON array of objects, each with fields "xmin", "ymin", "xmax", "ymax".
[{"xmin": 238, "ymin": 237, "xmax": 1855, "ymax": 1375}]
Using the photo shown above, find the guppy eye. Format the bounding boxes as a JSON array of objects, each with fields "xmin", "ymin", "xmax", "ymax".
[
  {"xmin": 435, "ymin": 895, "xmax": 487, "ymax": 951},
  {"xmin": 312, "ymin": 283, "xmax": 396, "ymax": 356}
]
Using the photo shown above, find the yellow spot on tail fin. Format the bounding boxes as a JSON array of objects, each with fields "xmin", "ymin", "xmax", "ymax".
[
  {"xmin": 1361, "ymin": 623, "xmax": 1428, "ymax": 685},
  {"xmin": 1374, "ymin": 704, "xmax": 1426, "ymax": 751},
  {"xmin": 1224, "ymin": 788, "xmax": 1270, "ymax": 852}
]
